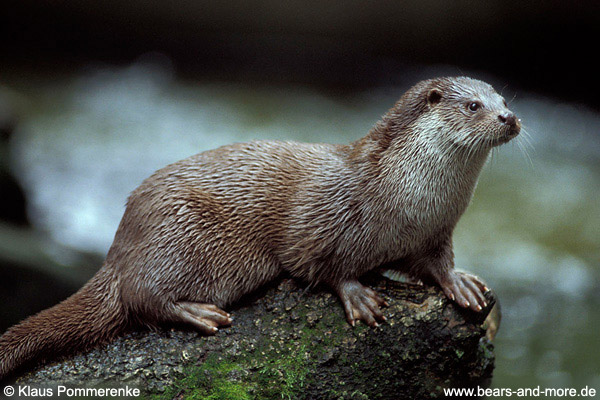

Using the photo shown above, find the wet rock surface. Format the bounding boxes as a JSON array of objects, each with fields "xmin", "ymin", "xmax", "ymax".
[{"xmin": 15, "ymin": 277, "xmax": 496, "ymax": 399}]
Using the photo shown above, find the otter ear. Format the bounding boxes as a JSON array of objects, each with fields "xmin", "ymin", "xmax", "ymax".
[{"xmin": 427, "ymin": 89, "xmax": 442, "ymax": 106}]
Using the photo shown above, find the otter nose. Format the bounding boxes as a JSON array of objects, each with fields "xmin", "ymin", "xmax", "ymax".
[{"xmin": 498, "ymin": 112, "xmax": 517, "ymax": 127}]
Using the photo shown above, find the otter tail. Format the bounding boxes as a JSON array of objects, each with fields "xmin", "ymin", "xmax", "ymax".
[{"xmin": 0, "ymin": 266, "xmax": 126, "ymax": 380}]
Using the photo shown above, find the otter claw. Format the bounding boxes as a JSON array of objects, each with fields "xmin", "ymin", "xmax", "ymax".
[{"xmin": 439, "ymin": 271, "xmax": 488, "ymax": 312}]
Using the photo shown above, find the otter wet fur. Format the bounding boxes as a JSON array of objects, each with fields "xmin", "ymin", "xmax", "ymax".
[{"xmin": 0, "ymin": 76, "xmax": 521, "ymax": 379}]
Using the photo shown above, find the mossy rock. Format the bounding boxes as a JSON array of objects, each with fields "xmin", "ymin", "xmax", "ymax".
[{"xmin": 16, "ymin": 277, "xmax": 496, "ymax": 399}]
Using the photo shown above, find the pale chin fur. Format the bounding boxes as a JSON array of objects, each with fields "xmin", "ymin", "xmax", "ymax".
[{"xmin": 413, "ymin": 113, "xmax": 491, "ymax": 167}]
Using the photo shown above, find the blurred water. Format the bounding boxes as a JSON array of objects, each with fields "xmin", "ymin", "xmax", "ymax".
[
  {"xmin": 9, "ymin": 60, "xmax": 381, "ymax": 254},
  {"xmin": 4, "ymin": 60, "xmax": 600, "ymax": 392}
]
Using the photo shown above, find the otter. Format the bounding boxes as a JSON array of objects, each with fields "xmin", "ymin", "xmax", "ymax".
[{"xmin": 0, "ymin": 76, "xmax": 520, "ymax": 379}]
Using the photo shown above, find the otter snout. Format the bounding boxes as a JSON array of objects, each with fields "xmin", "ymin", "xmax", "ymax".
[
  {"xmin": 498, "ymin": 111, "xmax": 521, "ymax": 139},
  {"xmin": 498, "ymin": 112, "xmax": 517, "ymax": 126}
]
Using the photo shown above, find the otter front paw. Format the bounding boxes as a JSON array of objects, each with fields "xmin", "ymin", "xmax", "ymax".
[
  {"xmin": 336, "ymin": 280, "xmax": 389, "ymax": 327},
  {"xmin": 439, "ymin": 270, "xmax": 489, "ymax": 312}
]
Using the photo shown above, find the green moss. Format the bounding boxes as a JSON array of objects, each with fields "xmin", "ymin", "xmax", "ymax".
[
  {"xmin": 144, "ymin": 356, "xmax": 253, "ymax": 400},
  {"xmin": 202, "ymin": 381, "xmax": 253, "ymax": 400},
  {"xmin": 144, "ymin": 338, "xmax": 313, "ymax": 400},
  {"xmin": 256, "ymin": 341, "xmax": 312, "ymax": 399}
]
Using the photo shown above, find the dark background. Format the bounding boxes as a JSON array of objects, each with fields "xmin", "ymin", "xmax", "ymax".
[{"xmin": 2, "ymin": 0, "xmax": 599, "ymax": 108}]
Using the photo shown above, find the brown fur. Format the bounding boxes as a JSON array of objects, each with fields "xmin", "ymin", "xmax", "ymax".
[{"xmin": 0, "ymin": 77, "xmax": 520, "ymax": 379}]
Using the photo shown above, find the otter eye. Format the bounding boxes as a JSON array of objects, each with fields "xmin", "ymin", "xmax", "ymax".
[{"xmin": 468, "ymin": 102, "xmax": 481, "ymax": 112}]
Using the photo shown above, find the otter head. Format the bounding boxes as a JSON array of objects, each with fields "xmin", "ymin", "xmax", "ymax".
[{"xmin": 422, "ymin": 76, "xmax": 521, "ymax": 150}]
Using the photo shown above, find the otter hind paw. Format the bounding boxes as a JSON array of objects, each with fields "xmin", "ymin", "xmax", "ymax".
[{"xmin": 173, "ymin": 302, "xmax": 233, "ymax": 335}]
